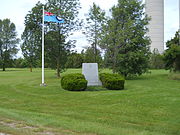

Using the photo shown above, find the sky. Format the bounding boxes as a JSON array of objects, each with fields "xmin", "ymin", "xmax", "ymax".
[{"xmin": 0, "ymin": 0, "xmax": 179, "ymax": 56}]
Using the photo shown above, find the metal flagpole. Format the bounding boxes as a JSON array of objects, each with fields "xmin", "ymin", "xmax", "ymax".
[{"xmin": 41, "ymin": 5, "xmax": 46, "ymax": 86}]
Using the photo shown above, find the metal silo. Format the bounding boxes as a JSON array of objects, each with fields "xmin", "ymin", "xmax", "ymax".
[{"xmin": 146, "ymin": 0, "xmax": 164, "ymax": 53}]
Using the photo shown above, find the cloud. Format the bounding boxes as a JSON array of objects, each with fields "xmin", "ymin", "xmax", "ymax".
[
  {"xmin": 164, "ymin": 0, "xmax": 179, "ymax": 42},
  {"xmin": 68, "ymin": 31, "xmax": 89, "ymax": 52}
]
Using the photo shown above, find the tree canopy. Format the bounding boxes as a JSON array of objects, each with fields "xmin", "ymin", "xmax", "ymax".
[
  {"xmin": 164, "ymin": 31, "xmax": 180, "ymax": 72},
  {"xmin": 84, "ymin": 2, "xmax": 106, "ymax": 63},
  {"xmin": 0, "ymin": 19, "xmax": 19, "ymax": 71},
  {"xmin": 21, "ymin": 2, "xmax": 43, "ymax": 72},
  {"xmin": 21, "ymin": 0, "xmax": 82, "ymax": 77},
  {"xmin": 101, "ymin": 0, "xmax": 151, "ymax": 77},
  {"xmin": 44, "ymin": 0, "xmax": 82, "ymax": 77}
]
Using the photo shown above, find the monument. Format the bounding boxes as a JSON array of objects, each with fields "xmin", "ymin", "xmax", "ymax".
[
  {"xmin": 82, "ymin": 63, "xmax": 102, "ymax": 86},
  {"xmin": 146, "ymin": 0, "xmax": 164, "ymax": 54}
]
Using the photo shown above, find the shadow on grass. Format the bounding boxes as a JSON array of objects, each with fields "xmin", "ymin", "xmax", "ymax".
[
  {"xmin": 85, "ymin": 86, "xmax": 108, "ymax": 91},
  {"xmin": 0, "ymin": 69, "xmax": 24, "ymax": 72},
  {"xmin": 125, "ymin": 75, "xmax": 150, "ymax": 81},
  {"xmin": 64, "ymin": 86, "xmax": 126, "ymax": 92},
  {"xmin": 126, "ymin": 72, "xmax": 168, "ymax": 81},
  {"xmin": 85, "ymin": 86, "xmax": 126, "ymax": 92}
]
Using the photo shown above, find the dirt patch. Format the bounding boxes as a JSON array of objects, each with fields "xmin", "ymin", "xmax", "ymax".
[
  {"xmin": 0, "ymin": 133, "xmax": 11, "ymax": 135},
  {"xmin": 0, "ymin": 119, "xmax": 56, "ymax": 135},
  {"xmin": 0, "ymin": 118, "xmax": 96, "ymax": 135}
]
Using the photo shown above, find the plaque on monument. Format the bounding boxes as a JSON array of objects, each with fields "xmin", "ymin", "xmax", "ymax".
[{"xmin": 82, "ymin": 63, "xmax": 102, "ymax": 86}]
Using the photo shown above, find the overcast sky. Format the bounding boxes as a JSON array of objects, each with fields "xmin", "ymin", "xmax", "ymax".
[{"xmin": 0, "ymin": 0, "xmax": 179, "ymax": 56}]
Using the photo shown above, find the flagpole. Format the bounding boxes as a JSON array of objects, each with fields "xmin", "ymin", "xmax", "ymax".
[{"xmin": 41, "ymin": 5, "xmax": 46, "ymax": 86}]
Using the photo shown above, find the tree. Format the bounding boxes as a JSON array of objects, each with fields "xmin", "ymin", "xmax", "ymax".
[
  {"xmin": 65, "ymin": 52, "xmax": 84, "ymax": 68},
  {"xmin": 83, "ymin": 47, "xmax": 103, "ymax": 66},
  {"xmin": 164, "ymin": 31, "xmax": 180, "ymax": 72},
  {"xmin": 149, "ymin": 49, "xmax": 165, "ymax": 69},
  {"xmin": 101, "ymin": 0, "xmax": 150, "ymax": 77},
  {"xmin": 21, "ymin": 2, "xmax": 43, "ymax": 72},
  {"xmin": 13, "ymin": 58, "xmax": 28, "ymax": 68},
  {"xmin": 44, "ymin": 0, "xmax": 82, "ymax": 77},
  {"xmin": 22, "ymin": 0, "xmax": 81, "ymax": 77},
  {"xmin": 84, "ymin": 2, "xmax": 106, "ymax": 63},
  {"xmin": 45, "ymin": 31, "xmax": 72, "ymax": 75},
  {"xmin": 0, "ymin": 19, "xmax": 19, "ymax": 71},
  {"xmin": 21, "ymin": 27, "xmax": 40, "ymax": 72}
]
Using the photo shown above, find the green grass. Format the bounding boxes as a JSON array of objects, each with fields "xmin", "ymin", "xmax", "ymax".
[{"xmin": 0, "ymin": 68, "xmax": 180, "ymax": 135}]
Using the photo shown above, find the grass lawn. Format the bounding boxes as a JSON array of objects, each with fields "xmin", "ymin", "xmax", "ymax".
[{"xmin": 0, "ymin": 68, "xmax": 179, "ymax": 135}]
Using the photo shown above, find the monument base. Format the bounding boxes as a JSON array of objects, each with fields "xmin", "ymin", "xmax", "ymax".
[
  {"xmin": 87, "ymin": 81, "xmax": 102, "ymax": 86},
  {"xmin": 40, "ymin": 83, "xmax": 47, "ymax": 87}
]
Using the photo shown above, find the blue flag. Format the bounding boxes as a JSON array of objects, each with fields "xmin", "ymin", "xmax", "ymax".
[{"xmin": 44, "ymin": 15, "xmax": 64, "ymax": 23}]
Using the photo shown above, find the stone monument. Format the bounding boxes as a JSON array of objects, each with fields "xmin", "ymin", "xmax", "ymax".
[{"xmin": 82, "ymin": 63, "xmax": 102, "ymax": 86}]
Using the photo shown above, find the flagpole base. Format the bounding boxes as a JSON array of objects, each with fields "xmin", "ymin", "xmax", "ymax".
[{"xmin": 40, "ymin": 83, "xmax": 47, "ymax": 87}]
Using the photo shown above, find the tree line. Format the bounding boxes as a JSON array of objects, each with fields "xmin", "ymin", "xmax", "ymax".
[{"xmin": 0, "ymin": 0, "xmax": 179, "ymax": 78}]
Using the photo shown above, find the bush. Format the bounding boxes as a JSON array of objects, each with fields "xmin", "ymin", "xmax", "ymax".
[
  {"xmin": 168, "ymin": 72, "xmax": 180, "ymax": 80},
  {"xmin": 61, "ymin": 73, "xmax": 87, "ymax": 91},
  {"xmin": 99, "ymin": 73, "xmax": 125, "ymax": 90}
]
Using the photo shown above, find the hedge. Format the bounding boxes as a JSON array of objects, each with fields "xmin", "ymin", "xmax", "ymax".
[
  {"xmin": 99, "ymin": 73, "xmax": 125, "ymax": 90},
  {"xmin": 61, "ymin": 73, "xmax": 87, "ymax": 91}
]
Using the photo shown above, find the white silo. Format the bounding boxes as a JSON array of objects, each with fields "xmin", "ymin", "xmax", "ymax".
[{"xmin": 146, "ymin": 0, "xmax": 164, "ymax": 53}]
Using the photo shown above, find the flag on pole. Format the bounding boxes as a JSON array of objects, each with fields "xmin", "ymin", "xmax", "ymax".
[
  {"xmin": 44, "ymin": 11, "xmax": 64, "ymax": 23},
  {"xmin": 41, "ymin": 9, "xmax": 64, "ymax": 86},
  {"xmin": 41, "ymin": 6, "xmax": 45, "ymax": 86},
  {"xmin": 45, "ymin": 11, "xmax": 54, "ymax": 16}
]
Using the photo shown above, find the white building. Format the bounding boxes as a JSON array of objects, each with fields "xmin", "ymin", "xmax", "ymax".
[{"xmin": 146, "ymin": 0, "xmax": 164, "ymax": 54}]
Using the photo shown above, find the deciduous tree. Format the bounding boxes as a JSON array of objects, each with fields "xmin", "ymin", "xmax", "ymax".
[
  {"xmin": 102, "ymin": 0, "xmax": 150, "ymax": 77},
  {"xmin": 84, "ymin": 3, "xmax": 106, "ymax": 63},
  {"xmin": 65, "ymin": 52, "xmax": 84, "ymax": 68},
  {"xmin": 44, "ymin": 0, "xmax": 82, "ymax": 77},
  {"xmin": 0, "ymin": 19, "xmax": 19, "ymax": 71},
  {"xmin": 21, "ymin": 2, "xmax": 43, "ymax": 72},
  {"xmin": 164, "ymin": 31, "xmax": 180, "ymax": 72},
  {"xmin": 83, "ymin": 47, "xmax": 103, "ymax": 67}
]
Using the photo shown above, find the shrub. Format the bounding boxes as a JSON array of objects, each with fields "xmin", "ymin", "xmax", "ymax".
[
  {"xmin": 61, "ymin": 73, "xmax": 87, "ymax": 91},
  {"xmin": 168, "ymin": 72, "xmax": 180, "ymax": 80},
  {"xmin": 99, "ymin": 73, "xmax": 125, "ymax": 90}
]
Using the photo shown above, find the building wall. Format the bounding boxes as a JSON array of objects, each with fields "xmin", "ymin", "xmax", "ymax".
[{"xmin": 146, "ymin": 0, "xmax": 164, "ymax": 54}]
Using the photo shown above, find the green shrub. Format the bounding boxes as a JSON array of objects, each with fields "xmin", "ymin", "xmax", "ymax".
[
  {"xmin": 99, "ymin": 73, "xmax": 125, "ymax": 90},
  {"xmin": 168, "ymin": 72, "xmax": 180, "ymax": 80},
  {"xmin": 61, "ymin": 73, "xmax": 87, "ymax": 91}
]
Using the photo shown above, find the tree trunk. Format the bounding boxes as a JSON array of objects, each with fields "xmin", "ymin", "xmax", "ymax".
[
  {"xmin": 30, "ymin": 65, "xmax": 32, "ymax": 72},
  {"xmin": 3, "ymin": 48, "xmax": 7, "ymax": 71},
  {"xmin": 112, "ymin": 39, "xmax": 117, "ymax": 73},
  {"xmin": 57, "ymin": 58, "xmax": 60, "ymax": 78},
  {"xmin": 94, "ymin": 43, "xmax": 97, "ymax": 63},
  {"xmin": 94, "ymin": 21, "xmax": 97, "ymax": 63},
  {"xmin": 2, "ymin": 63, "xmax": 5, "ymax": 71},
  {"xmin": 112, "ymin": 56, "xmax": 116, "ymax": 73}
]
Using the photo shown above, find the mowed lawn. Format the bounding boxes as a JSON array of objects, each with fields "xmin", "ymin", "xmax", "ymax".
[{"xmin": 0, "ymin": 68, "xmax": 179, "ymax": 135}]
